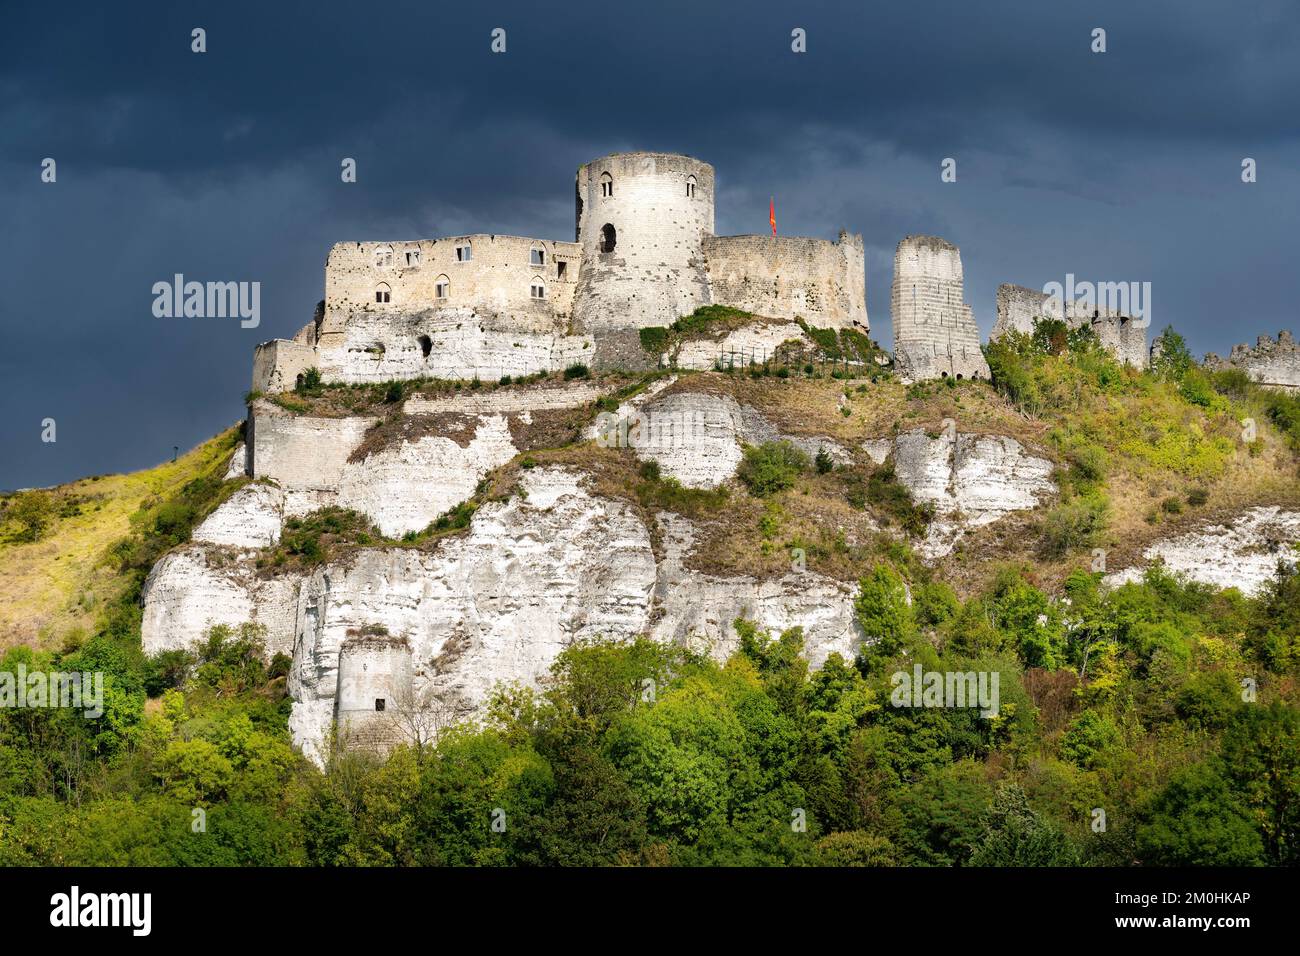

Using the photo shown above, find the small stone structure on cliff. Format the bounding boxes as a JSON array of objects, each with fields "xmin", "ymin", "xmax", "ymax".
[
  {"xmin": 890, "ymin": 235, "xmax": 990, "ymax": 381},
  {"xmin": 253, "ymin": 151, "xmax": 867, "ymax": 392},
  {"xmin": 992, "ymin": 283, "xmax": 1148, "ymax": 367},
  {"xmin": 1204, "ymin": 331, "xmax": 1300, "ymax": 392}
]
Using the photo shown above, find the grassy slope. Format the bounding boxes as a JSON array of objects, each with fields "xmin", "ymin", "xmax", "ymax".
[{"xmin": 0, "ymin": 427, "xmax": 241, "ymax": 651}]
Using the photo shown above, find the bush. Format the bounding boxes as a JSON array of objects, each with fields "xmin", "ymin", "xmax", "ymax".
[
  {"xmin": 639, "ymin": 327, "xmax": 668, "ymax": 356},
  {"xmin": 294, "ymin": 367, "xmax": 323, "ymax": 395},
  {"xmin": 814, "ymin": 447, "xmax": 835, "ymax": 474},
  {"xmin": 737, "ymin": 442, "xmax": 809, "ymax": 497},
  {"xmin": 1187, "ymin": 487, "xmax": 1209, "ymax": 507},
  {"xmin": 7, "ymin": 490, "xmax": 55, "ymax": 542},
  {"xmin": 1039, "ymin": 493, "xmax": 1108, "ymax": 558},
  {"xmin": 564, "ymin": 363, "xmax": 590, "ymax": 380}
]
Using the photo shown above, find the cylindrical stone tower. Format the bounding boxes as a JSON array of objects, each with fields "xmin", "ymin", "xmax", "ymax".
[{"xmin": 572, "ymin": 152, "xmax": 715, "ymax": 336}]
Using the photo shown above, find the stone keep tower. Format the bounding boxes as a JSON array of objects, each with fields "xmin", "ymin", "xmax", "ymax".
[
  {"xmin": 891, "ymin": 235, "xmax": 990, "ymax": 381},
  {"xmin": 335, "ymin": 631, "xmax": 414, "ymax": 751},
  {"xmin": 572, "ymin": 152, "xmax": 715, "ymax": 334}
]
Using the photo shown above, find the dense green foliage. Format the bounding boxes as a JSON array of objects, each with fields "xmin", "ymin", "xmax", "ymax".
[{"xmin": 4, "ymin": 556, "xmax": 1296, "ymax": 866}]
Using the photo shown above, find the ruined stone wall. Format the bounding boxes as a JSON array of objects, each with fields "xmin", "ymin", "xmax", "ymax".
[
  {"xmin": 993, "ymin": 283, "xmax": 1148, "ymax": 367},
  {"xmin": 321, "ymin": 234, "xmax": 581, "ymax": 338},
  {"xmin": 702, "ymin": 231, "xmax": 867, "ymax": 329},
  {"xmin": 252, "ymin": 338, "xmax": 317, "ymax": 393},
  {"xmin": 336, "ymin": 634, "xmax": 414, "ymax": 752},
  {"xmin": 572, "ymin": 152, "xmax": 714, "ymax": 331},
  {"xmin": 891, "ymin": 236, "xmax": 989, "ymax": 380},
  {"xmin": 1205, "ymin": 331, "xmax": 1300, "ymax": 392},
  {"xmin": 313, "ymin": 307, "xmax": 592, "ymax": 385}
]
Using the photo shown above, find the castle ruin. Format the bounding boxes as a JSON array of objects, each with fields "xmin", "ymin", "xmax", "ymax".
[
  {"xmin": 1204, "ymin": 332, "xmax": 1300, "ymax": 392},
  {"xmin": 253, "ymin": 151, "xmax": 867, "ymax": 392},
  {"xmin": 890, "ymin": 235, "xmax": 990, "ymax": 381},
  {"xmin": 992, "ymin": 283, "xmax": 1148, "ymax": 367}
]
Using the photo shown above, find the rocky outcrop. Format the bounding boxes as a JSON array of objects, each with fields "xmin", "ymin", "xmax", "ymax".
[
  {"xmin": 249, "ymin": 400, "xmax": 519, "ymax": 537},
  {"xmin": 870, "ymin": 428, "xmax": 1056, "ymax": 559},
  {"xmin": 651, "ymin": 514, "xmax": 861, "ymax": 667},
  {"xmin": 140, "ymin": 546, "xmax": 298, "ymax": 656},
  {"xmin": 673, "ymin": 322, "xmax": 807, "ymax": 371},
  {"xmin": 142, "ymin": 466, "xmax": 868, "ymax": 766},
  {"xmin": 192, "ymin": 482, "xmax": 284, "ymax": 549},
  {"xmin": 1104, "ymin": 506, "xmax": 1300, "ymax": 596},
  {"xmin": 591, "ymin": 386, "xmax": 850, "ymax": 489},
  {"xmin": 334, "ymin": 417, "xmax": 518, "ymax": 537}
]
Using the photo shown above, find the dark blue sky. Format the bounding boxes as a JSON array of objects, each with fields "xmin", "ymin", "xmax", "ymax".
[{"xmin": 2, "ymin": 0, "xmax": 1297, "ymax": 488}]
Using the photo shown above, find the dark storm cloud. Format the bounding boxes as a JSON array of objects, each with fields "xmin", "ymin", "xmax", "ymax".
[{"xmin": 1, "ymin": 0, "xmax": 1297, "ymax": 487}]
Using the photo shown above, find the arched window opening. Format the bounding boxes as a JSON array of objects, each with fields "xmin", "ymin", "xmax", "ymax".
[
  {"xmin": 434, "ymin": 275, "xmax": 450, "ymax": 300},
  {"xmin": 455, "ymin": 242, "xmax": 472, "ymax": 262},
  {"xmin": 418, "ymin": 335, "xmax": 432, "ymax": 358},
  {"xmin": 600, "ymin": 172, "xmax": 613, "ymax": 198},
  {"xmin": 374, "ymin": 245, "xmax": 393, "ymax": 268},
  {"xmin": 405, "ymin": 247, "xmax": 421, "ymax": 266},
  {"xmin": 599, "ymin": 223, "xmax": 617, "ymax": 254},
  {"xmin": 530, "ymin": 277, "xmax": 546, "ymax": 300},
  {"xmin": 686, "ymin": 175, "xmax": 697, "ymax": 198},
  {"xmin": 374, "ymin": 282, "xmax": 391, "ymax": 304},
  {"xmin": 530, "ymin": 245, "xmax": 545, "ymax": 266}
]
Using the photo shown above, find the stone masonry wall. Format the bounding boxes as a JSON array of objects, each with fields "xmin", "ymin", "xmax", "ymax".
[
  {"xmin": 993, "ymin": 283, "xmax": 1148, "ymax": 367},
  {"xmin": 702, "ymin": 231, "xmax": 867, "ymax": 329},
  {"xmin": 891, "ymin": 235, "xmax": 989, "ymax": 381},
  {"xmin": 321, "ymin": 235, "xmax": 581, "ymax": 338},
  {"xmin": 572, "ymin": 152, "xmax": 715, "ymax": 331},
  {"xmin": 1205, "ymin": 331, "xmax": 1300, "ymax": 392}
]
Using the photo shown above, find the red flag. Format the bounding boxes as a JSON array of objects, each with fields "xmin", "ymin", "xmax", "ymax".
[{"xmin": 769, "ymin": 197, "xmax": 776, "ymax": 236}]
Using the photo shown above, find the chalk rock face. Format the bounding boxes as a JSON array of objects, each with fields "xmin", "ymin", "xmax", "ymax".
[
  {"xmin": 606, "ymin": 387, "xmax": 849, "ymax": 488},
  {"xmin": 287, "ymin": 468, "xmax": 659, "ymax": 763},
  {"xmin": 143, "ymin": 464, "xmax": 869, "ymax": 766},
  {"xmin": 140, "ymin": 546, "xmax": 298, "ymax": 656},
  {"xmin": 634, "ymin": 391, "xmax": 748, "ymax": 488},
  {"xmin": 674, "ymin": 322, "xmax": 807, "ymax": 370},
  {"xmin": 250, "ymin": 400, "xmax": 520, "ymax": 537},
  {"xmin": 880, "ymin": 429, "xmax": 1056, "ymax": 559},
  {"xmin": 650, "ymin": 514, "xmax": 862, "ymax": 668},
  {"xmin": 223, "ymin": 443, "xmax": 247, "ymax": 479},
  {"xmin": 335, "ymin": 416, "xmax": 518, "ymax": 537},
  {"xmin": 1104, "ymin": 506, "xmax": 1300, "ymax": 596},
  {"xmin": 192, "ymin": 482, "xmax": 284, "ymax": 548}
]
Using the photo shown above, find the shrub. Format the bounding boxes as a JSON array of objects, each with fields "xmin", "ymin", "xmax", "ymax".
[
  {"xmin": 639, "ymin": 327, "xmax": 668, "ymax": 356},
  {"xmin": 294, "ymin": 367, "xmax": 323, "ymax": 394},
  {"xmin": 564, "ymin": 363, "xmax": 590, "ymax": 380},
  {"xmin": 1187, "ymin": 487, "xmax": 1209, "ymax": 507},
  {"xmin": 737, "ymin": 441, "xmax": 809, "ymax": 497},
  {"xmin": 7, "ymin": 490, "xmax": 55, "ymax": 542},
  {"xmin": 814, "ymin": 447, "xmax": 835, "ymax": 475},
  {"xmin": 1039, "ymin": 493, "xmax": 1108, "ymax": 558},
  {"xmin": 1160, "ymin": 495, "xmax": 1183, "ymax": 515}
]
